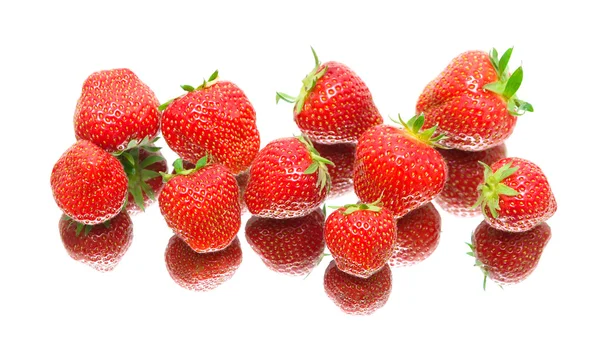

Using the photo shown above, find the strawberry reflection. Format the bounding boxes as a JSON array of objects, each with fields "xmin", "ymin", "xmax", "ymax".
[{"xmin": 313, "ymin": 143, "xmax": 356, "ymax": 198}]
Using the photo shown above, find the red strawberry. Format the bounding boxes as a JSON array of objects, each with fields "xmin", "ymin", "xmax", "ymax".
[
  {"xmin": 389, "ymin": 203, "xmax": 441, "ymax": 267},
  {"xmin": 416, "ymin": 48, "xmax": 533, "ymax": 151},
  {"xmin": 161, "ymin": 71, "xmax": 260, "ymax": 174},
  {"xmin": 159, "ymin": 157, "xmax": 241, "ymax": 253},
  {"xmin": 324, "ymin": 202, "xmax": 396, "ymax": 278},
  {"xmin": 245, "ymin": 208, "xmax": 325, "ymax": 276},
  {"xmin": 74, "ymin": 68, "xmax": 161, "ymax": 153},
  {"xmin": 165, "ymin": 235, "xmax": 242, "ymax": 292},
  {"xmin": 313, "ymin": 142, "xmax": 356, "ymax": 198},
  {"xmin": 276, "ymin": 48, "xmax": 382, "ymax": 144},
  {"xmin": 324, "ymin": 261, "xmax": 392, "ymax": 315},
  {"xmin": 354, "ymin": 114, "xmax": 448, "ymax": 218},
  {"xmin": 436, "ymin": 144, "xmax": 507, "ymax": 217},
  {"xmin": 120, "ymin": 146, "xmax": 168, "ymax": 215},
  {"xmin": 51, "ymin": 140, "xmax": 128, "ymax": 224},
  {"xmin": 244, "ymin": 136, "xmax": 333, "ymax": 219},
  {"xmin": 59, "ymin": 212, "xmax": 133, "ymax": 272},
  {"xmin": 474, "ymin": 157, "xmax": 557, "ymax": 232},
  {"xmin": 468, "ymin": 220, "xmax": 551, "ymax": 289}
]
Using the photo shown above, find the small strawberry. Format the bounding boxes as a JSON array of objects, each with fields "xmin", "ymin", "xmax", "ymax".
[
  {"xmin": 313, "ymin": 142, "xmax": 356, "ymax": 198},
  {"xmin": 474, "ymin": 157, "xmax": 557, "ymax": 232},
  {"xmin": 159, "ymin": 157, "xmax": 241, "ymax": 253},
  {"xmin": 51, "ymin": 140, "xmax": 128, "ymax": 224},
  {"xmin": 74, "ymin": 68, "xmax": 161, "ymax": 153},
  {"xmin": 59, "ymin": 212, "xmax": 133, "ymax": 272},
  {"xmin": 467, "ymin": 220, "xmax": 551, "ymax": 289},
  {"xmin": 436, "ymin": 144, "xmax": 507, "ymax": 217},
  {"xmin": 165, "ymin": 235, "xmax": 242, "ymax": 292},
  {"xmin": 324, "ymin": 202, "xmax": 396, "ymax": 278},
  {"xmin": 161, "ymin": 70, "xmax": 260, "ymax": 174},
  {"xmin": 276, "ymin": 48, "xmax": 382, "ymax": 144},
  {"xmin": 245, "ymin": 208, "xmax": 325, "ymax": 276},
  {"xmin": 354, "ymin": 114, "xmax": 448, "ymax": 218},
  {"xmin": 389, "ymin": 203, "xmax": 441, "ymax": 267},
  {"xmin": 416, "ymin": 48, "xmax": 533, "ymax": 151},
  {"xmin": 324, "ymin": 260, "xmax": 392, "ymax": 316},
  {"xmin": 244, "ymin": 136, "xmax": 333, "ymax": 219}
]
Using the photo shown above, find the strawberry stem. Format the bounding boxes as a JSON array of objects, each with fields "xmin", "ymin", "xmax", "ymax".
[
  {"xmin": 158, "ymin": 70, "xmax": 220, "ymax": 111},
  {"xmin": 390, "ymin": 113, "xmax": 446, "ymax": 147}
]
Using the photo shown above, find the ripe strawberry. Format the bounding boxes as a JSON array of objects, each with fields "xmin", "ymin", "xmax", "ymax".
[
  {"xmin": 324, "ymin": 261, "xmax": 392, "ymax": 316},
  {"xmin": 245, "ymin": 208, "xmax": 325, "ymax": 276},
  {"xmin": 161, "ymin": 71, "xmax": 260, "ymax": 174},
  {"xmin": 74, "ymin": 68, "xmax": 161, "ymax": 153},
  {"xmin": 436, "ymin": 144, "xmax": 507, "ymax": 217},
  {"xmin": 468, "ymin": 220, "xmax": 551, "ymax": 289},
  {"xmin": 244, "ymin": 136, "xmax": 333, "ymax": 219},
  {"xmin": 324, "ymin": 202, "xmax": 396, "ymax": 278},
  {"xmin": 389, "ymin": 203, "xmax": 441, "ymax": 267},
  {"xmin": 120, "ymin": 146, "xmax": 168, "ymax": 215},
  {"xmin": 59, "ymin": 212, "xmax": 133, "ymax": 272},
  {"xmin": 51, "ymin": 140, "xmax": 128, "ymax": 224},
  {"xmin": 165, "ymin": 235, "xmax": 242, "ymax": 292},
  {"xmin": 474, "ymin": 157, "xmax": 557, "ymax": 232},
  {"xmin": 416, "ymin": 48, "xmax": 533, "ymax": 151},
  {"xmin": 159, "ymin": 157, "xmax": 241, "ymax": 253},
  {"xmin": 313, "ymin": 142, "xmax": 356, "ymax": 198},
  {"xmin": 354, "ymin": 114, "xmax": 448, "ymax": 218},
  {"xmin": 276, "ymin": 48, "xmax": 382, "ymax": 144}
]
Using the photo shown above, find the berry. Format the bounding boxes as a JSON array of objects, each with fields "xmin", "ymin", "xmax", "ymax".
[{"xmin": 313, "ymin": 142, "xmax": 356, "ymax": 198}]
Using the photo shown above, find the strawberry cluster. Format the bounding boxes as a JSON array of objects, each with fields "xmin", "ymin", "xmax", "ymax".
[{"xmin": 51, "ymin": 47, "xmax": 557, "ymax": 313}]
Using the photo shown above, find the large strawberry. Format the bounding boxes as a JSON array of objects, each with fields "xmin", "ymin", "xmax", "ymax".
[
  {"xmin": 467, "ymin": 220, "xmax": 551, "ymax": 289},
  {"xmin": 324, "ymin": 261, "xmax": 392, "ymax": 316},
  {"xmin": 324, "ymin": 202, "xmax": 396, "ymax": 278},
  {"xmin": 51, "ymin": 140, "xmax": 128, "ymax": 224},
  {"xmin": 389, "ymin": 203, "xmax": 441, "ymax": 267},
  {"xmin": 245, "ymin": 208, "xmax": 325, "ymax": 276},
  {"xmin": 165, "ymin": 235, "xmax": 242, "ymax": 292},
  {"xmin": 276, "ymin": 48, "xmax": 382, "ymax": 144},
  {"xmin": 159, "ymin": 157, "xmax": 241, "ymax": 253},
  {"xmin": 354, "ymin": 114, "xmax": 448, "ymax": 218},
  {"xmin": 474, "ymin": 157, "xmax": 556, "ymax": 232},
  {"xmin": 161, "ymin": 70, "xmax": 260, "ymax": 174},
  {"xmin": 59, "ymin": 212, "xmax": 133, "ymax": 272},
  {"xmin": 74, "ymin": 68, "xmax": 161, "ymax": 153},
  {"xmin": 313, "ymin": 142, "xmax": 356, "ymax": 198},
  {"xmin": 416, "ymin": 48, "xmax": 533, "ymax": 151},
  {"xmin": 436, "ymin": 144, "xmax": 507, "ymax": 217},
  {"xmin": 244, "ymin": 136, "xmax": 333, "ymax": 219}
]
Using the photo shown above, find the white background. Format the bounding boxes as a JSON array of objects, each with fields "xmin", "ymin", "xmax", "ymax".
[{"xmin": 1, "ymin": 1, "xmax": 598, "ymax": 341}]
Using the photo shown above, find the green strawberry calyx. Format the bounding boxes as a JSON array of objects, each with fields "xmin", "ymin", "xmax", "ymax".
[
  {"xmin": 472, "ymin": 161, "xmax": 519, "ymax": 219},
  {"xmin": 466, "ymin": 240, "xmax": 503, "ymax": 291},
  {"xmin": 484, "ymin": 47, "xmax": 534, "ymax": 116},
  {"xmin": 62, "ymin": 215, "xmax": 110, "ymax": 237},
  {"xmin": 158, "ymin": 70, "xmax": 220, "ymax": 111},
  {"xmin": 160, "ymin": 156, "xmax": 210, "ymax": 182},
  {"xmin": 391, "ymin": 113, "xmax": 446, "ymax": 148},
  {"xmin": 330, "ymin": 196, "xmax": 384, "ymax": 215},
  {"xmin": 276, "ymin": 47, "xmax": 328, "ymax": 114},
  {"xmin": 297, "ymin": 135, "xmax": 334, "ymax": 194},
  {"xmin": 113, "ymin": 136, "xmax": 161, "ymax": 157}
]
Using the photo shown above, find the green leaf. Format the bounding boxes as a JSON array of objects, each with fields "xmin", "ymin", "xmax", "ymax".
[
  {"xmin": 158, "ymin": 99, "xmax": 173, "ymax": 111},
  {"xmin": 304, "ymin": 162, "xmax": 319, "ymax": 174},
  {"xmin": 140, "ymin": 155, "xmax": 164, "ymax": 169},
  {"xmin": 207, "ymin": 70, "xmax": 219, "ymax": 82},
  {"xmin": 344, "ymin": 206, "xmax": 360, "ymax": 215},
  {"xmin": 141, "ymin": 145, "xmax": 162, "ymax": 153},
  {"xmin": 173, "ymin": 159, "xmax": 184, "ymax": 174},
  {"xmin": 311, "ymin": 154, "xmax": 334, "ymax": 166},
  {"xmin": 181, "ymin": 84, "xmax": 195, "ymax": 92},
  {"xmin": 483, "ymin": 81, "xmax": 505, "ymax": 95},
  {"xmin": 76, "ymin": 223, "xmax": 84, "ymax": 236},
  {"xmin": 126, "ymin": 139, "xmax": 139, "ymax": 150},
  {"xmin": 310, "ymin": 46, "xmax": 321, "ymax": 67},
  {"xmin": 84, "ymin": 225, "xmax": 93, "ymax": 236},
  {"xmin": 275, "ymin": 92, "xmax": 296, "ymax": 104},
  {"xmin": 195, "ymin": 156, "xmax": 208, "ymax": 169},
  {"xmin": 489, "ymin": 48, "xmax": 499, "ymax": 71},
  {"xmin": 365, "ymin": 204, "xmax": 382, "ymax": 212},
  {"xmin": 498, "ymin": 47, "xmax": 513, "ymax": 77},
  {"xmin": 141, "ymin": 169, "xmax": 161, "ymax": 181},
  {"xmin": 497, "ymin": 184, "xmax": 519, "ymax": 196},
  {"xmin": 140, "ymin": 181, "xmax": 156, "ymax": 201},
  {"xmin": 503, "ymin": 66, "xmax": 523, "ymax": 99},
  {"xmin": 131, "ymin": 184, "xmax": 145, "ymax": 211},
  {"xmin": 466, "ymin": 251, "xmax": 474, "ymax": 257},
  {"xmin": 120, "ymin": 152, "xmax": 135, "ymax": 168}
]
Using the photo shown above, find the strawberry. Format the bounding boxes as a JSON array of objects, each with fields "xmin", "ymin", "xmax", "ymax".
[
  {"xmin": 474, "ymin": 157, "xmax": 557, "ymax": 232},
  {"xmin": 74, "ymin": 68, "xmax": 161, "ymax": 153},
  {"xmin": 161, "ymin": 70, "xmax": 260, "ymax": 174},
  {"xmin": 59, "ymin": 212, "xmax": 133, "ymax": 272},
  {"xmin": 276, "ymin": 48, "xmax": 382, "ymax": 144},
  {"xmin": 436, "ymin": 144, "xmax": 507, "ymax": 217},
  {"xmin": 354, "ymin": 114, "xmax": 448, "ymax": 218},
  {"xmin": 244, "ymin": 136, "xmax": 333, "ymax": 219},
  {"xmin": 467, "ymin": 220, "xmax": 551, "ymax": 289},
  {"xmin": 159, "ymin": 157, "xmax": 241, "ymax": 253},
  {"xmin": 324, "ymin": 260, "xmax": 392, "ymax": 315},
  {"xmin": 245, "ymin": 208, "xmax": 325, "ymax": 276},
  {"xmin": 165, "ymin": 235, "xmax": 242, "ymax": 292},
  {"xmin": 389, "ymin": 203, "xmax": 441, "ymax": 267},
  {"xmin": 313, "ymin": 142, "xmax": 356, "ymax": 198},
  {"xmin": 51, "ymin": 140, "xmax": 128, "ymax": 224},
  {"xmin": 120, "ymin": 146, "xmax": 168, "ymax": 215},
  {"xmin": 416, "ymin": 48, "xmax": 533, "ymax": 151},
  {"xmin": 324, "ymin": 202, "xmax": 396, "ymax": 278}
]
